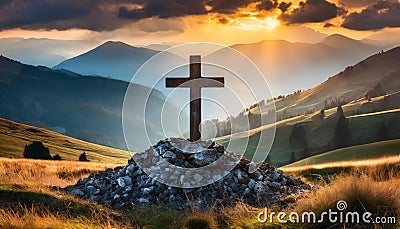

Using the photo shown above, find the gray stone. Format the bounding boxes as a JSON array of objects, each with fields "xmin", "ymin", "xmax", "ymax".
[
  {"xmin": 72, "ymin": 189, "xmax": 84, "ymax": 196},
  {"xmin": 123, "ymin": 176, "xmax": 132, "ymax": 185},
  {"xmin": 138, "ymin": 198, "xmax": 150, "ymax": 204},
  {"xmin": 86, "ymin": 185, "xmax": 97, "ymax": 194},
  {"xmin": 117, "ymin": 177, "xmax": 125, "ymax": 187},
  {"xmin": 142, "ymin": 187, "xmax": 154, "ymax": 195},
  {"xmin": 269, "ymin": 172, "xmax": 280, "ymax": 181},
  {"xmin": 269, "ymin": 181, "xmax": 281, "ymax": 190},
  {"xmin": 162, "ymin": 151, "xmax": 176, "ymax": 159},
  {"xmin": 248, "ymin": 179, "xmax": 256, "ymax": 189}
]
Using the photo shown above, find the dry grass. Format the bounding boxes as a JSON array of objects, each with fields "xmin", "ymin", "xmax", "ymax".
[
  {"xmin": 292, "ymin": 164, "xmax": 400, "ymax": 228},
  {"xmin": 0, "ymin": 207, "xmax": 129, "ymax": 229},
  {"xmin": 0, "ymin": 157, "xmax": 139, "ymax": 228},
  {"xmin": 0, "ymin": 157, "xmax": 119, "ymax": 188},
  {"xmin": 0, "ymin": 117, "xmax": 131, "ymax": 164}
]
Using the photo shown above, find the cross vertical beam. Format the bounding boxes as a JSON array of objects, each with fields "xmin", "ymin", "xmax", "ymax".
[{"xmin": 165, "ymin": 55, "xmax": 225, "ymax": 141}]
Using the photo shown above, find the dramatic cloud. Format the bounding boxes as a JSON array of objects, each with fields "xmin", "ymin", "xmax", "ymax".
[
  {"xmin": 256, "ymin": 0, "xmax": 278, "ymax": 11},
  {"xmin": 2, "ymin": 0, "xmax": 393, "ymax": 32},
  {"xmin": 278, "ymin": 2, "xmax": 292, "ymax": 13},
  {"xmin": 118, "ymin": 0, "xmax": 208, "ymax": 19},
  {"xmin": 339, "ymin": 0, "xmax": 398, "ymax": 8},
  {"xmin": 280, "ymin": 0, "xmax": 345, "ymax": 23},
  {"xmin": 256, "ymin": 0, "xmax": 292, "ymax": 13},
  {"xmin": 0, "ymin": 0, "xmax": 125, "ymax": 31},
  {"xmin": 342, "ymin": 1, "xmax": 400, "ymax": 30},
  {"xmin": 0, "ymin": 0, "xmax": 258, "ymax": 31}
]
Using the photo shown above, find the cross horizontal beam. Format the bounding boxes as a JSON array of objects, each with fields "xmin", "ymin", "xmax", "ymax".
[{"xmin": 166, "ymin": 77, "xmax": 224, "ymax": 88}]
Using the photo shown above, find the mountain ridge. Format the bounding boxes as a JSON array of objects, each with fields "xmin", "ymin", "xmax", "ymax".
[
  {"xmin": 52, "ymin": 34, "xmax": 388, "ymax": 95},
  {"xmin": 54, "ymin": 41, "xmax": 160, "ymax": 81},
  {"xmin": 0, "ymin": 55, "xmax": 168, "ymax": 151}
]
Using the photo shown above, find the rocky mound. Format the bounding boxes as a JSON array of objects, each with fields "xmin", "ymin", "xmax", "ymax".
[{"xmin": 65, "ymin": 139, "xmax": 311, "ymax": 210}]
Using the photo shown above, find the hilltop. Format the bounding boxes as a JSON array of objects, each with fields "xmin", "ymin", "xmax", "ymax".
[
  {"xmin": 54, "ymin": 41, "xmax": 160, "ymax": 81},
  {"xmin": 0, "ymin": 118, "xmax": 130, "ymax": 164}
]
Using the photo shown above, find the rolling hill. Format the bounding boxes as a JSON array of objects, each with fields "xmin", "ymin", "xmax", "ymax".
[
  {"xmin": 269, "ymin": 46, "xmax": 400, "ymax": 119},
  {"xmin": 0, "ymin": 56, "xmax": 168, "ymax": 151},
  {"xmin": 215, "ymin": 47, "xmax": 400, "ymax": 167},
  {"xmin": 0, "ymin": 118, "xmax": 130, "ymax": 164}
]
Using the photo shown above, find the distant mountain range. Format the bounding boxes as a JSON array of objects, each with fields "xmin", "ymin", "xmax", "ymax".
[
  {"xmin": 221, "ymin": 46, "xmax": 400, "ymax": 135},
  {"xmin": 0, "ymin": 38, "xmax": 99, "ymax": 67},
  {"xmin": 54, "ymin": 41, "xmax": 160, "ymax": 82},
  {"xmin": 0, "ymin": 56, "xmax": 172, "ymax": 151},
  {"xmin": 271, "ymin": 45, "xmax": 400, "ymax": 118},
  {"xmin": 226, "ymin": 34, "xmax": 395, "ymax": 94},
  {"xmin": 1, "ymin": 38, "xmax": 399, "ymax": 157},
  {"xmin": 53, "ymin": 34, "xmax": 397, "ymax": 95}
]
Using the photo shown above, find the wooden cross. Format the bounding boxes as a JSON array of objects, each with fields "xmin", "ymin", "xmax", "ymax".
[{"xmin": 166, "ymin": 55, "xmax": 225, "ymax": 141}]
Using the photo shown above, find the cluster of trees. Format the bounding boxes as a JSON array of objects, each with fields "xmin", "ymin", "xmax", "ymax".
[
  {"xmin": 23, "ymin": 141, "xmax": 90, "ymax": 162},
  {"xmin": 288, "ymin": 105, "xmax": 352, "ymax": 164},
  {"xmin": 215, "ymin": 108, "xmax": 275, "ymax": 137},
  {"xmin": 23, "ymin": 141, "xmax": 61, "ymax": 160}
]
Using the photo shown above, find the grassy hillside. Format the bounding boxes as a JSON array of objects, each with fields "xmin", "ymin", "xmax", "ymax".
[
  {"xmin": 270, "ymin": 46, "xmax": 400, "ymax": 119},
  {"xmin": 0, "ymin": 183, "xmax": 133, "ymax": 228},
  {"xmin": 0, "ymin": 118, "xmax": 131, "ymax": 164},
  {"xmin": 216, "ymin": 107, "xmax": 400, "ymax": 167},
  {"xmin": 215, "ymin": 46, "xmax": 400, "ymax": 167},
  {"xmin": 0, "ymin": 55, "xmax": 169, "ymax": 151},
  {"xmin": 282, "ymin": 139, "xmax": 400, "ymax": 170}
]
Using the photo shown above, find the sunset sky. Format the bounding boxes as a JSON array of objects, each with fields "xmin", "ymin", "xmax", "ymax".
[{"xmin": 1, "ymin": 0, "xmax": 400, "ymax": 46}]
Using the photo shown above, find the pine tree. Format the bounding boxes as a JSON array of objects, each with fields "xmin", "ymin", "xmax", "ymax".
[{"xmin": 334, "ymin": 108, "xmax": 350, "ymax": 148}]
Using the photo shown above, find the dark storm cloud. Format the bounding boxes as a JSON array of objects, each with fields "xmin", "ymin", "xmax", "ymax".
[
  {"xmin": 0, "ymin": 0, "xmax": 258, "ymax": 31},
  {"xmin": 278, "ymin": 2, "xmax": 292, "ymax": 13},
  {"xmin": 256, "ymin": 0, "xmax": 279, "ymax": 11},
  {"xmin": 207, "ymin": 0, "xmax": 258, "ymax": 14},
  {"xmin": 339, "ymin": 0, "xmax": 397, "ymax": 8},
  {"xmin": 280, "ymin": 0, "xmax": 345, "ymax": 23},
  {"xmin": 342, "ymin": 1, "xmax": 400, "ymax": 30},
  {"xmin": 118, "ymin": 0, "xmax": 208, "ymax": 19},
  {"xmin": 255, "ymin": 0, "xmax": 291, "ymax": 13},
  {"xmin": 0, "ymin": 0, "xmax": 127, "ymax": 31},
  {"xmin": 2, "ymin": 0, "xmax": 383, "ymax": 32}
]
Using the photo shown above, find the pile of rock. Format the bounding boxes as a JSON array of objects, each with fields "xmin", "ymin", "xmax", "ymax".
[{"xmin": 65, "ymin": 138, "xmax": 311, "ymax": 210}]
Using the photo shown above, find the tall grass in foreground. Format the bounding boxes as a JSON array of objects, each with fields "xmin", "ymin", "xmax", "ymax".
[
  {"xmin": 0, "ymin": 157, "xmax": 120, "ymax": 187},
  {"xmin": 183, "ymin": 163, "xmax": 400, "ymax": 228},
  {"xmin": 1, "ymin": 157, "xmax": 400, "ymax": 228},
  {"xmin": 0, "ymin": 207, "xmax": 131, "ymax": 229},
  {"xmin": 291, "ymin": 164, "xmax": 400, "ymax": 228}
]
